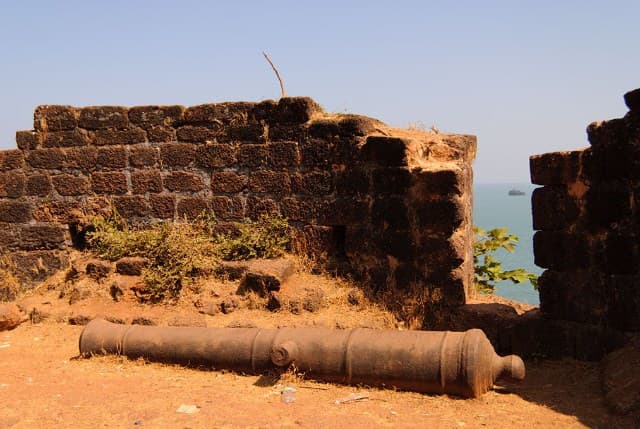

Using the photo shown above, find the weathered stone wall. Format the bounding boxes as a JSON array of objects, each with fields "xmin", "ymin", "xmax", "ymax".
[
  {"xmin": 0, "ymin": 97, "xmax": 476, "ymax": 322},
  {"xmin": 531, "ymin": 88, "xmax": 640, "ymax": 333}
]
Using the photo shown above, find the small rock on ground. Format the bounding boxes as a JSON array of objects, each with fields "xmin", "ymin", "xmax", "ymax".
[
  {"xmin": 195, "ymin": 300, "xmax": 220, "ymax": 316},
  {"xmin": 85, "ymin": 260, "xmax": 112, "ymax": 280},
  {"xmin": 68, "ymin": 314, "xmax": 92, "ymax": 326},
  {"xmin": 115, "ymin": 257, "xmax": 148, "ymax": 276},
  {"xmin": 289, "ymin": 299, "xmax": 303, "ymax": 315},
  {"xmin": 131, "ymin": 316, "xmax": 158, "ymax": 326},
  {"xmin": 302, "ymin": 288, "xmax": 325, "ymax": 313},
  {"xmin": 66, "ymin": 287, "xmax": 91, "ymax": 305},
  {"xmin": 0, "ymin": 303, "xmax": 25, "ymax": 331},
  {"xmin": 347, "ymin": 289, "xmax": 362, "ymax": 306},
  {"xmin": 220, "ymin": 296, "xmax": 242, "ymax": 314},
  {"xmin": 236, "ymin": 258, "xmax": 296, "ymax": 296},
  {"xmin": 267, "ymin": 291, "xmax": 282, "ymax": 312}
]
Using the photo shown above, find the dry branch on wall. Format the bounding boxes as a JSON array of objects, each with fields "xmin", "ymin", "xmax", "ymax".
[{"xmin": 262, "ymin": 51, "xmax": 286, "ymax": 98}]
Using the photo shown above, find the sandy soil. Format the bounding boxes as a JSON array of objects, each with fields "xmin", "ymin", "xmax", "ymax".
[
  {"xmin": 2, "ymin": 323, "xmax": 633, "ymax": 428},
  {"xmin": 0, "ymin": 258, "xmax": 635, "ymax": 428}
]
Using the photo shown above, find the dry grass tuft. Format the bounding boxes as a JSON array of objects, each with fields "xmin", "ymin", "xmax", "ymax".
[{"xmin": 0, "ymin": 253, "xmax": 20, "ymax": 302}]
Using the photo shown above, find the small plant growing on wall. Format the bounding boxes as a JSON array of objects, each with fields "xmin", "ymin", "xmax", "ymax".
[{"xmin": 473, "ymin": 226, "xmax": 538, "ymax": 294}]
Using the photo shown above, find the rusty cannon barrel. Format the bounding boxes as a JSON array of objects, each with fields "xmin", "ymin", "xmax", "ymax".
[{"xmin": 79, "ymin": 318, "xmax": 525, "ymax": 397}]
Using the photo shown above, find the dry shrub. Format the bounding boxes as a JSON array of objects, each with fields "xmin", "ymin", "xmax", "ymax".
[
  {"xmin": 88, "ymin": 210, "xmax": 220, "ymax": 301},
  {"xmin": 87, "ymin": 208, "xmax": 291, "ymax": 302},
  {"xmin": 0, "ymin": 254, "xmax": 20, "ymax": 301},
  {"xmin": 216, "ymin": 214, "xmax": 291, "ymax": 261}
]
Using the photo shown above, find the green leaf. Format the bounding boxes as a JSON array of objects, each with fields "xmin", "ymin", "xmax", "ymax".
[{"xmin": 473, "ymin": 225, "xmax": 539, "ymax": 293}]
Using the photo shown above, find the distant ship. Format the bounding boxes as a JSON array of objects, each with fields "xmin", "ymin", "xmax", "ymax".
[{"xmin": 508, "ymin": 189, "xmax": 526, "ymax": 196}]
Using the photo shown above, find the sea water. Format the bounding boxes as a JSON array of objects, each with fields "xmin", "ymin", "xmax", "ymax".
[{"xmin": 473, "ymin": 183, "xmax": 542, "ymax": 305}]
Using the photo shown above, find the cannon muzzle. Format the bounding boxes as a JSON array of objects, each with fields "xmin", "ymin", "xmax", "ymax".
[{"xmin": 79, "ymin": 319, "xmax": 524, "ymax": 397}]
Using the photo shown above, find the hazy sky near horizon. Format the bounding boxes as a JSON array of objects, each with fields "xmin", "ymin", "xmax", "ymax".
[{"xmin": 1, "ymin": 1, "xmax": 638, "ymax": 183}]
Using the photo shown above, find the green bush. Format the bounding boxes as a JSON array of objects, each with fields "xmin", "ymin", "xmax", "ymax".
[
  {"xmin": 215, "ymin": 214, "xmax": 291, "ymax": 261},
  {"xmin": 86, "ymin": 209, "xmax": 291, "ymax": 301},
  {"xmin": 473, "ymin": 226, "xmax": 538, "ymax": 294},
  {"xmin": 88, "ymin": 211, "xmax": 219, "ymax": 301}
]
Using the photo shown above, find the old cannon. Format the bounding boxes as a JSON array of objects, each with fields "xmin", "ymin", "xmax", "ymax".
[{"xmin": 79, "ymin": 318, "xmax": 525, "ymax": 397}]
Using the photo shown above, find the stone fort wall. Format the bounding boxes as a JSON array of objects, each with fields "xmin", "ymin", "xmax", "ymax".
[
  {"xmin": 0, "ymin": 97, "xmax": 476, "ymax": 324},
  {"xmin": 531, "ymin": 88, "xmax": 640, "ymax": 334}
]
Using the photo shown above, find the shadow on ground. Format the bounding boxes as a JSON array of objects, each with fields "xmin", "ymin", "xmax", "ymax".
[{"xmin": 498, "ymin": 359, "xmax": 636, "ymax": 428}]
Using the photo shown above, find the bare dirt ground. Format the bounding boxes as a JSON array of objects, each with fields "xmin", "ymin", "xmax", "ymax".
[{"xmin": 0, "ymin": 256, "xmax": 635, "ymax": 428}]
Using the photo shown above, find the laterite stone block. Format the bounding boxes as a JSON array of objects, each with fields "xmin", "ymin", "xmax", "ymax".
[
  {"xmin": 585, "ymin": 181, "xmax": 632, "ymax": 228},
  {"xmin": 335, "ymin": 168, "xmax": 370, "ymax": 196},
  {"xmin": 249, "ymin": 171, "xmax": 291, "ymax": 195},
  {"xmin": 66, "ymin": 147, "xmax": 98, "ymax": 170},
  {"xmin": 372, "ymin": 197, "xmax": 409, "ymax": 229},
  {"xmin": 79, "ymin": 106, "xmax": 129, "ymax": 129},
  {"xmin": 211, "ymin": 172, "xmax": 247, "ymax": 193},
  {"xmin": 176, "ymin": 196, "xmax": 211, "ymax": 219},
  {"xmin": 90, "ymin": 172, "xmax": 128, "ymax": 195},
  {"xmin": 33, "ymin": 201, "xmax": 84, "ymax": 223},
  {"xmin": 131, "ymin": 170, "xmax": 162, "ymax": 194},
  {"xmin": 0, "ymin": 172, "xmax": 26, "ymax": 198},
  {"xmin": 95, "ymin": 128, "xmax": 146, "ymax": 146},
  {"xmin": 280, "ymin": 198, "xmax": 316, "ymax": 222},
  {"xmin": 0, "ymin": 150, "xmax": 25, "ymax": 170},
  {"xmin": 147, "ymin": 126, "xmax": 176, "ymax": 143},
  {"xmin": 245, "ymin": 196, "xmax": 279, "ymax": 219},
  {"xmin": 18, "ymin": 224, "xmax": 67, "ymax": 250},
  {"xmin": 210, "ymin": 196, "xmax": 243, "ymax": 221},
  {"xmin": 26, "ymin": 149, "xmax": 65, "ymax": 169},
  {"xmin": 237, "ymin": 144, "xmax": 268, "ymax": 169},
  {"xmin": 164, "ymin": 171, "xmax": 205, "ymax": 192},
  {"xmin": 410, "ymin": 168, "xmax": 464, "ymax": 197},
  {"xmin": 530, "ymin": 151, "xmax": 582, "ymax": 185},
  {"xmin": 150, "ymin": 194, "xmax": 175, "ymax": 219},
  {"xmin": 0, "ymin": 200, "xmax": 33, "ymax": 223},
  {"xmin": 176, "ymin": 125, "xmax": 221, "ymax": 142},
  {"xmin": 43, "ymin": 129, "xmax": 92, "ymax": 148},
  {"xmin": 196, "ymin": 144, "xmax": 237, "ymax": 168},
  {"xmin": 25, "ymin": 174, "xmax": 51, "ymax": 196},
  {"xmin": 183, "ymin": 102, "xmax": 254, "ymax": 124},
  {"xmin": 361, "ymin": 136, "xmax": 409, "ymax": 166},
  {"xmin": 52, "ymin": 174, "xmax": 90, "ymax": 196},
  {"xmin": 34, "ymin": 105, "xmax": 78, "ymax": 131},
  {"xmin": 160, "ymin": 143, "xmax": 196, "ymax": 167},
  {"xmin": 268, "ymin": 142, "xmax": 299, "ymax": 168},
  {"xmin": 15, "ymin": 131, "xmax": 41, "ymax": 150},
  {"xmin": 128, "ymin": 105, "xmax": 184, "ymax": 127},
  {"xmin": 533, "ymin": 231, "xmax": 591, "ymax": 270},
  {"xmin": 9, "ymin": 250, "xmax": 69, "ymax": 284},
  {"xmin": 96, "ymin": 146, "xmax": 127, "ymax": 169},
  {"xmin": 318, "ymin": 198, "xmax": 369, "ymax": 226},
  {"xmin": 129, "ymin": 145, "xmax": 158, "ymax": 167},
  {"xmin": 113, "ymin": 196, "xmax": 151, "ymax": 218},
  {"xmin": 291, "ymin": 171, "xmax": 333, "ymax": 195},
  {"xmin": 372, "ymin": 167, "xmax": 411, "ymax": 195},
  {"xmin": 531, "ymin": 186, "xmax": 580, "ymax": 231},
  {"xmin": 411, "ymin": 197, "xmax": 464, "ymax": 233},
  {"xmin": 299, "ymin": 138, "xmax": 332, "ymax": 168}
]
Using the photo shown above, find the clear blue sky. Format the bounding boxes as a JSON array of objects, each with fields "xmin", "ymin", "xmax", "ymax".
[{"xmin": 1, "ymin": 1, "xmax": 638, "ymax": 183}]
